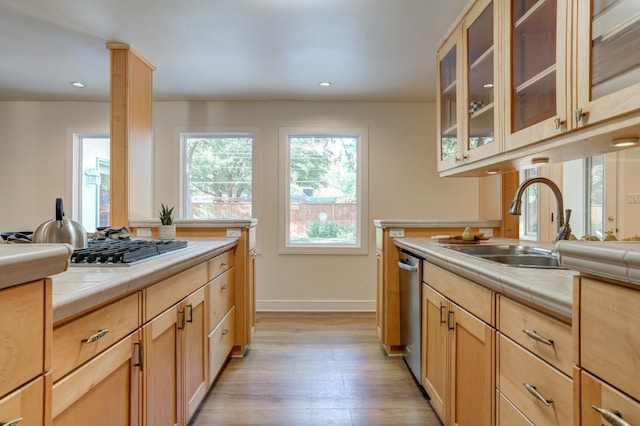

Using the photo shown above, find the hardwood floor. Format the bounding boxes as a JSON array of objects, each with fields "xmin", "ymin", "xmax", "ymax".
[{"xmin": 190, "ymin": 312, "xmax": 442, "ymax": 426}]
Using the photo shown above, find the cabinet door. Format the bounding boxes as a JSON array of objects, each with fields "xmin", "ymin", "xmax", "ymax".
[
  {"xmin": 422, "ymin": 285, "xmax": 448, "ymax": 424},
  {"xmin": 248, "ymin": 249, "xmax": 256, "ymax": 339},
  {"xmin": 437, "ymin": 27, "xmax": 463, "ymax": 171},
  {"xmin": 450, "ymin": 302, "xmax": 494, "ymax": 426},
  {"xmin": 462, "ymin": 0, "xmax": 500, "ymax": 164},
  {"xmin": 376, "ymin": 250, "xmax": 383, "ymax": 340},
  {"xmin": 505, "ymin": 0, "xmax": 570, "ymax": 150},
  {"xmin": 575, "ymin": 0, "xmax": 640, "ymax": 127},
  {"xmin": 52, "ymin": 333, "xmax": 141, "ymax": 425},
  {"xmin": 580, "ymin": 369, "xmax": 640, "ymax": 426},
  {"xmin": 0, "ymin": 376, "xmax": 45, "ymax": 426},
  {"xmin": 183, "ymin": 287, "xmax": 207, "ymax": 424},
  {"xmin": 143, "ymin": 306, "xmax": 181, "ymax": 426}
]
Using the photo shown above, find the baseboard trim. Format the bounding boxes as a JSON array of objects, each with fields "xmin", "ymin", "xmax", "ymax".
[{"xmin": 256, "ymin": 299, "xmax": 375, "ymax": 312}]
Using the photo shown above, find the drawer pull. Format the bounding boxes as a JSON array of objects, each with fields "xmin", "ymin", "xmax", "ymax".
[
  {"xmin": 592, "ymin": 405, "xmax": 632, "ymax": 426},
  {"xmin": 523, "ymin": 383, "xmax": 553, "ymax": 406},
  {"xmin": 221, "ymin": 283, "xmax": 229, "ymax": 290},
  {"xmin": 0, "ymin": 418, "xmax": 23, "ymax": 426},
  {"xmin": 186, "ymin": 304, "xmax": 193, "ymax": 323},
  {"xmin": 82, "ymin": 329, "xmax": 109, "ymax": 344},
  {"xmin": 439, "ymin": 303, "xmax": 446, "ymax": 324},
  {"xmin": 222, "ymin": 328, "xmax": 229, "ymax": 335},
  {"xmin": 221, "ymin": 261, "xmax": 229, "ymax": 266},
  {"xmin": 522, "ymin": 329, "xmax": 554, "ymax": 346}
]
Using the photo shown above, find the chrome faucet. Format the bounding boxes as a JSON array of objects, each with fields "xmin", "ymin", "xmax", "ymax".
[{"xmin": 508, "ymin": 177, "xmax": 572, "ymax": 241}]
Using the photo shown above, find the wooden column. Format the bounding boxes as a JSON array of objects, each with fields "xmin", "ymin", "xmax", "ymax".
[{"xmin": 107, "ymin": 44, "xmax": 155, "ymax": 227}]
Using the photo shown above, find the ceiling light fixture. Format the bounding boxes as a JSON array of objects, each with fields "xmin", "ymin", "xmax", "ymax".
[
  {"xmin": 483, "ymin": 83, "xmax": 494, "ymax": 88},
  {"xmin": 71, "ymin": 82, "xmax": 85, "ymax": 88},
  {"xmin": 319, "ymin": 82, "xmax": 331, "ymax": 87},
  {"xmin": 610, "ymin": 137, "xmax": 639, "ymax": 147},
  {"xmin": 531, "ymin": 157, "xmax": 549, "ymax": 165},
  {"xmin": 485, "ymin": 169, "xmax": 500, "ymax": 175}
]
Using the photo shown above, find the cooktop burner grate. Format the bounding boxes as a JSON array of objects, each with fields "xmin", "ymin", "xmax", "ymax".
[{"xmin": 70, "ymin": 239, "xmax": 188, "ymax": 265}]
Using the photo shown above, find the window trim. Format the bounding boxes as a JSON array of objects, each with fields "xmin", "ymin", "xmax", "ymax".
[
  {"xmin": 278, "ymin": 126, "xmax": 369, "ymax": 255},
  {"xmin": 179, "ymin": 129, "xmax": 258, "ymax": 221}
]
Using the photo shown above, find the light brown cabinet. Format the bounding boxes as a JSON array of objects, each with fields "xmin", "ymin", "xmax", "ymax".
[
  {"xmin": 422, "ymin": 262, "xmax": 495, "ymax": 425},
  {"xmin": 0, "ymin": 279, "xmax": 51, "ymax": 426},
  {"xmin": 574, "ymin": 275, "xmax": 640, "ymax": 425}
]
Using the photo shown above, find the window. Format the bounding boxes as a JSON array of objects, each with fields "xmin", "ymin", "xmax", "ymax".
[
  {"xmin": 520, "ymin": 168, "xmax": 539, "ymax": 240},
  {"xmin": 181, "ymin": 132, "xmax": 254, "ymax": 219},
  {"xmin": 585, "ymin": 155, "xmax": 605, "ymax": 238},
  {"xmin": 279, "ymin": 127, "xmax": 368, "ymax": 254},
  {"xmin": 74, "ymin": 134, "xmax": 110, "ymax": 232}
]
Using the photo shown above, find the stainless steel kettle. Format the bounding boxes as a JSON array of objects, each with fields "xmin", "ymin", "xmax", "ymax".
[{"xmin": 33, "ymin": 198, "xmax": 88, "ymax": 248}]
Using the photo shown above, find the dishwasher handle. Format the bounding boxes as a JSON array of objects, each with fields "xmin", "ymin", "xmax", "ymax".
[{"xmin": 398, "ymin": 260, "xmax": 419, "ymax": 272}]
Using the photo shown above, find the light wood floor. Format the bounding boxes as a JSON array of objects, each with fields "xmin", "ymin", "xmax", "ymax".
[{"xmin": 190, "ymin": 312, "xmax": 442, "ymax": 426}]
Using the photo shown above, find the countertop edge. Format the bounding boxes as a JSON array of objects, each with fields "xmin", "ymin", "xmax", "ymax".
[
  {"xmin": 0, "ymin": 244, "xmax": 73, "ymax": 290},
  {"xmin": 373, "ymin": 219, "xmax": 501, "ymax": 229}
]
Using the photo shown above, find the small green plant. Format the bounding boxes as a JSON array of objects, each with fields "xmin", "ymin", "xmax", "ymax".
[{"xmin": 159, "ymin": 204, "xmax": 174, "ymax": 225}]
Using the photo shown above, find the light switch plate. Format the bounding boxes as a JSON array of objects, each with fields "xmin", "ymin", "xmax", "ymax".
[
  {"xmin": 479, "ymin": 228, "xmax": 493, "ymax": 237},
  {"xmin": 389, "ymin": 228, "xmax": 405, "ymax": 238},
  {"xmin": 137, "ymin": 228, "xmax": 152, "ymax": 237},
  {"xmin": 226, "ymin": 228, "xmax": 242, "ymax": 237}
]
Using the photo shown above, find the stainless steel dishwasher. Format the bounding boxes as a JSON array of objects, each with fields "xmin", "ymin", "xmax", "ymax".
[{"xmin": 398, "ymin": 249, "xmax": 424, "ymax": 386}]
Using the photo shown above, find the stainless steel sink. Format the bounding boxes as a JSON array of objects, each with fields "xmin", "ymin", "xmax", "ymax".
[{"xmin": 443, "ymin": 244, "xmax": 564, "ymax": 269}]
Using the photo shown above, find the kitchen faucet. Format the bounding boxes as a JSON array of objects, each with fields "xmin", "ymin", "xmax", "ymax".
[{"xmin": 508, "ymin": 177, "xmax": 572, "ymax": 242}]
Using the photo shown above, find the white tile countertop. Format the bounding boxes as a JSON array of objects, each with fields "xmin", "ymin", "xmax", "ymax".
[
  {"xmin": 49, "ymin": 238, "xmax": 237, "ymax": 324},
  {"xmin": 0, "ymin": 244, "xmax": 73, "ymax": 290},
  {"xmin": 556, "ymin": 240, "xmax": 640, "ymax": 285},
  {"xmin": 395, "ymin": 238, "xmax": 577, "ymax": 321}
]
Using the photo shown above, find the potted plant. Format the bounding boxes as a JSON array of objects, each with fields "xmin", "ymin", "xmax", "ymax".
[{"xmin": 158, "ymin": 203, "xmax": 176, "ymax": 240}]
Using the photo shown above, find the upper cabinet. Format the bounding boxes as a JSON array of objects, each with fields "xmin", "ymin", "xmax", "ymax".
[
  {"xmin": 575, "ymin": 0, "xmax": 640, "ymax": 127},
  {"xmin": 438, "ymin": 0, "xmax": 500, "ymax": 171},
  {"xmin": 437, "ymin": 0, "xmax": 640, "ymax": 176},
  {"xmin": 504, "ymin": 0, "xmax": 570, "ymax": 150}
]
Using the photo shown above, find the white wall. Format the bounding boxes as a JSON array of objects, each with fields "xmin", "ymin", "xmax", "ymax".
[{"xmin": 0, "ymin": 100, "xmax": 485, "ymax": 311}]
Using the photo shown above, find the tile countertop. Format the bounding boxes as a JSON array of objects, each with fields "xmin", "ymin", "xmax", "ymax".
[
  {"xmin": 394, "ymin": 238, "xmax": 577, "ymax": 321},
  {"xmin": 49, "ymin": 238, "xmax": 237, "ymax": 324},
  {"xmin": 0, "ymin": 244, "xmax": 73, "ymax": 290}
]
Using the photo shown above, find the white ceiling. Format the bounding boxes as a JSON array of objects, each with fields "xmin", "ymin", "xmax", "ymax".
[{"xmin": 0, "ymin": 0, "xmax": 468, "ymax": 102}]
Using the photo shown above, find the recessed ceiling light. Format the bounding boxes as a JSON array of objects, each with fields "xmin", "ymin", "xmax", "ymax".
[
  {"xmin": 485, "ymin": 169, "xmax": 500, "ymax": 175},
  {"xmin": 319, "ymin": 82, "xmax": 331, "ymax": 87},
  {"xmin": 71, "ymin": 82, "xmax": 85, "ymax": 88},
  {"xmin": 610, "ymin": 137, "xmax": 639, "ymax": 147}
]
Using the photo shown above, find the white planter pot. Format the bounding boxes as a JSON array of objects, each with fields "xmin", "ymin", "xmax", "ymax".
[{"xmin": 158, "ymin": 225, "xmax": 176, "ymax": 240}]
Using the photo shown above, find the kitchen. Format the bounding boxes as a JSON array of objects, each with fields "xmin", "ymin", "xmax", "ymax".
[{"xmin": 1, "ymin": 0, "xmax": 640, "ymax": 425}]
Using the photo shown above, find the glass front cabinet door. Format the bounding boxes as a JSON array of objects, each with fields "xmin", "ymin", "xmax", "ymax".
[
  {"xmin": 505, "ymin": 0, "xmax": 570, "ymax": 151},
  {"xmin": 437, "ymin": 31, "xmax": 462, "ymax": 171},
  {"xmin": 575, "ymin": 0, "xmax": 640, "ymax": 128}
]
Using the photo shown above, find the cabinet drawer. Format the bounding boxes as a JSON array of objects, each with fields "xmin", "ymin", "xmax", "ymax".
[
  {"xmin": 0, "ymin": 376, "xmax": 45, "ymax": 426},
  {"xmin": 208, "ymin": 306, "xmax": 235, "ymax": 385},
  {"xmin": 145, "ymin": 262, "xmax": 207, "ymax": 321},
  {"xmin": 580, "ymin": 369, "xmax": 640, "ymax": 426},
  {"xmin": 498, "ymin": 334, "xmax": 572, "ymax": 426},
  {"xmin": 0, "ymin": 280, "xmax": 46, "ymax": 398},
  {"xmin": 498, "ymin": 391, "xmax": 534, "ymax": 426},
  {"xmin": 498, "ymin": 295, "xmax": 572, "ymax": 376},
  {"xmin": 208, "ymin": 268, "xmax": 234, "ymax": 331},
  {"xmin": 208, "ymin": 250, "xmax": 233, "ymax": 281},
  {"xmin": 578, "ymin": 277, "xmax": 640, "ymax": 401},
  {"xmin": 52, "ymin": 292, "xmax": 139, "ymax": 381},
  {"xmin": 423, "ymin": 262, "xmax": 494, "ymax": 324}
]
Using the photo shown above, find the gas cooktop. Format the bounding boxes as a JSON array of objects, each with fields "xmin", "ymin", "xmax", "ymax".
[{"xmin": 70, "ymin": 239, "xmax": 188, "ymax": 265}]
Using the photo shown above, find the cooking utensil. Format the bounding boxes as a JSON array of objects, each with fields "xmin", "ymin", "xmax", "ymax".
[{"xmin": 33, "ymin": 198, "xmax": 88, "ymax": 248}]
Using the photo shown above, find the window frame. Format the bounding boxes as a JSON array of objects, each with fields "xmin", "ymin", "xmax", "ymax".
[
  {"xmin": 278, "ymin": 126, "xmax": 369, "ymax": 255},
  {"xmin": 179, "ymin": 130, "xmax": 258, "ymax": 221}
]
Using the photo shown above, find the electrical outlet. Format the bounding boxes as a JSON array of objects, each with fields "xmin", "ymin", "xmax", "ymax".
[
  {"xmin": 136, "ymin": 228, "xmax": 152, "ymax": 237},
  {"xmin": 389, "ymin": 228, "xmax": 405, "ymax": 238},
  {"xmin": 479, "ymin": 228, "xmax": 493, "ymax": 237},
  {"xmin": 628, "ymin": 192, "xmax": 640, "ymax": 204},
  {"xmin": 226, "ymin": 228, "xmax": 242, "ymax": 237}
]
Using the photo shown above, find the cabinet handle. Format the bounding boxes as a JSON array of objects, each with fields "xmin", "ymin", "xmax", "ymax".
[
  {"xmin": 439, "ymin": 303, "xmax": 446, "ymax": 324},
  {"xmin": 222, "ymin": 328, "xmax": 229, "ymax": 335},
  {"xmin": 134, "ymin": 341, "xmax": 144, "ymax": 369},
  {"xmin": 178, "ymin": 309, "xmax": 186, "ymax": 330},
  {"xmin": 455, "ymin": 157, "xmax": 461, "ymax": 163},
  {"xmin": 221, "ymin": 283, "xmax": 229, "ymax": 290},
  {"xmin": 554, "ymin": 117, "xmax": 565, "ymax": 129},
  {"xmin": 82, "ymin": 329, "xmax": 109, "ymax": 344},
  {"xmin": 0, "ymin": 418, "xmax": 23, "ymax": 426},
  {"xmin": 221, "ymin": 261, "xmax": 229, "ymax": 266},
  {"xmin": 447, "ymin": 311, "xmax": 454, "ymax": 330},
  {"xmin": 186, "ymin": 304, "xmax": 193, "ymax": 323},
  {"xmin": 592, "ymin": 405, "xmax": 632, "ymax": 426},
  {"xmin": 575, "ymin": 108, "xmax": 586, "ymax": 123},
  {"xmin": 523, "ymin": 383, "xmax": 553, "ymax": 406},
  {"xmin": 522, "ymin": 329, "xmax": 554, "ymax": 346}
]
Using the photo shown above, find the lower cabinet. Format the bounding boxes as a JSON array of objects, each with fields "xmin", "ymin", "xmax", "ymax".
[
  {"xmin": 0, "ymin": 375, "xmax": 47, "ymax": 426},
  {"xmin": 183, "ymin": 287, "xmax": 208, "ymax": 421},
  {"xmin": 52, "ymin": 332, "xmax": 141, "ymax": 424},
  {"xmin": 422, "ymin": 262, "xmax": 495, "ymax": 426},
  {"xmin": 578, "ymin": 369, "xmax": 640, "ymax": 426}
]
